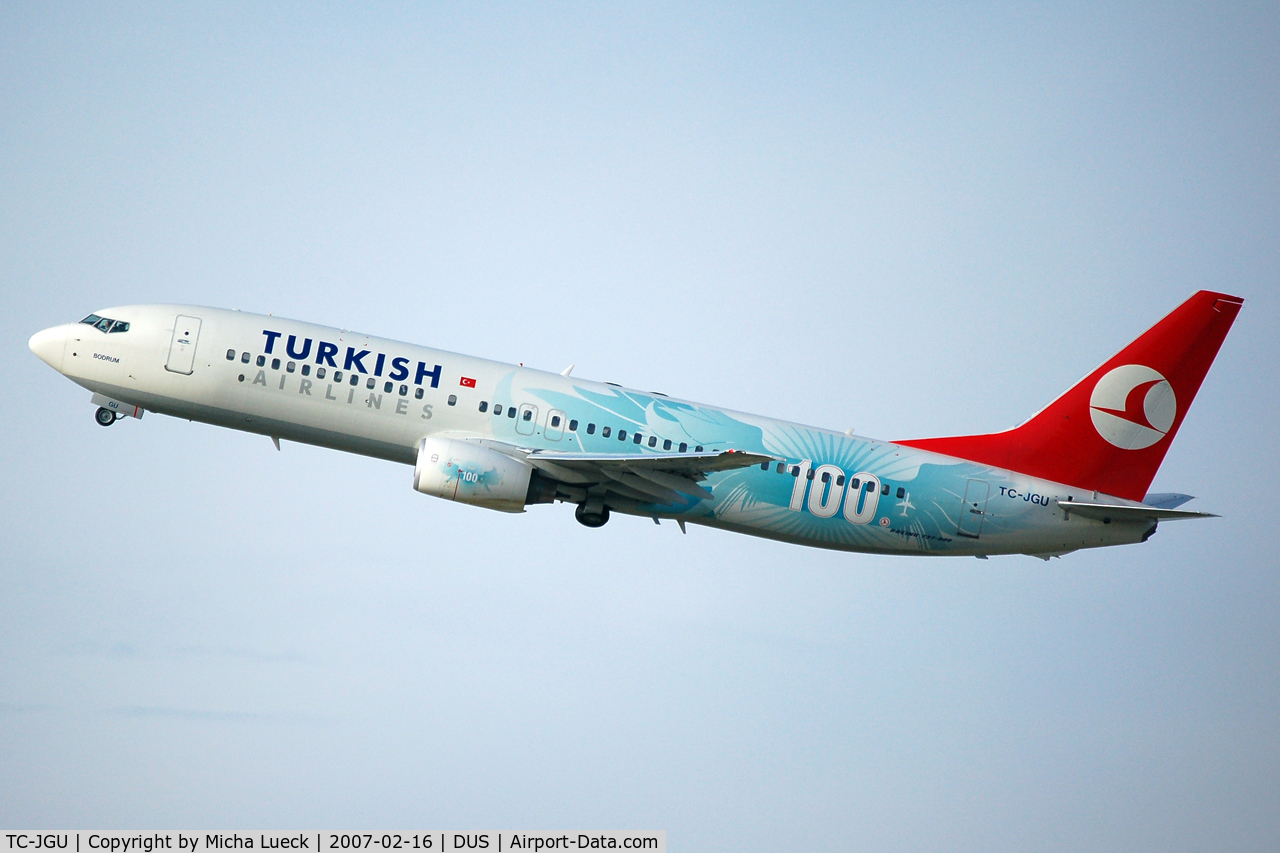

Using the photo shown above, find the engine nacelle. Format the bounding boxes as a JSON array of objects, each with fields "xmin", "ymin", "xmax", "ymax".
[{"xmin": 413, "ymin": 436, "xmax": 535, "ymax": 513}]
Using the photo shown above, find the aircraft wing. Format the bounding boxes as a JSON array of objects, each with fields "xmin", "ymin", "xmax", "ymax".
[{"xmin": 524, "ymin": 447, "xmax": 776, "ymax": 505}]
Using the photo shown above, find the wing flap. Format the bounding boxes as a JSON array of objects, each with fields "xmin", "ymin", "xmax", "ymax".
[
  {"xmin": 624, "ymin": 466, "xmax": 714, "ymax": 501},
  {"xmin": 599, "ymin": 470, "xmax": 685, "ymax": 505}
]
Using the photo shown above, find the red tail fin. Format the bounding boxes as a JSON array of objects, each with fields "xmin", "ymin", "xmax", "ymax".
[{"xmin": 897, "ymin": 291, "xmax": 1244, "ymax": 500}]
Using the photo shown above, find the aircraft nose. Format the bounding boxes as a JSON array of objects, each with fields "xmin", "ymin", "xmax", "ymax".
[{"xmin": 29, "ymin": 325, "xmax": 68, "ymax": 371}]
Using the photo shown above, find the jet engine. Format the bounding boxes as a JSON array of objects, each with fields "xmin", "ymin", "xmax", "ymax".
[{"xmin": 413, "ymin": 436, "xmax": 547, "ymax": 513}]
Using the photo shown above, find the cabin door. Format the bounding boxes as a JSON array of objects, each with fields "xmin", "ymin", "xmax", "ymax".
[
  {"xmin": 956, "ymin": 479, "xmax": 990, "ymax": 539},
  {"xmin": 165, "ymin": 315, "xmax": 203, "ymax": 375}
]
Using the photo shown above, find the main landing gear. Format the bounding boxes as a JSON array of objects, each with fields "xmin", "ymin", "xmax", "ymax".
[
  {"xmin": 95, "ymin": 406, "xmax": 119, "ymax": 427},
  {"xmin": 575, "ymin": 504, "xmax": 610, "ymax": 528}
]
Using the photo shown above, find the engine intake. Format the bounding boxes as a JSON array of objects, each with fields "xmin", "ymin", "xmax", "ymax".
[{"xmin": 413, "ymin": 436, "xmax": 536, "ymax": 513}]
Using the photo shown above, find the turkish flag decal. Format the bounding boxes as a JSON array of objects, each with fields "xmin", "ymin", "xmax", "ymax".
[{"xmin": 460, "ymin": 376, "xmax": 477, "ymax": 388}]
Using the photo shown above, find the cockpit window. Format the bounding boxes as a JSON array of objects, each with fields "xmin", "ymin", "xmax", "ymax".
[{"xmin": 81, "ymin": 314, "xmax": 130, "ymax": 334}]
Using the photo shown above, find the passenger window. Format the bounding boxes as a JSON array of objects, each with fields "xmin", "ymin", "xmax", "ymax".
[
  {"xmin": 648, "ymin": 436, "xmax": 657, "ymax": 447},
  {"xmin": 350, "ymin": 374, "xmax": 359, "ymax": 386},
  {"xmin": 820, "ymin": 472, "xmax": 830, "ymax": 482},
  {"xmin": 881, "ymin": 484, "xmax": 890, "ymax": 495},
  {"xmin": 851, "ymin": 478, "xmax": 860, "ymax": 490},
  {"xmin": 522, "ymin": 409, "xmax": 532, "ymax": 421},
  {"xmin": 448, "ymin": 395, "xmax": 457, "ymax": 406},
  {"xmin": 679, "ymin": 442, "xmax": 688, "ymax": 453},
  {"xmin": 807, "ymin": 469, "xmax": 816, "ymax": 481},
  {"xmin": 836, "ymin": 475, "xmax": 845, "ymax": 487},
  {"xmin": 663, "ymin": 439, "xmax": 671, "ymax": 450},
  {"xmin": 791, "ymin": 466, "xmax": 800, "ymax": 477},
  {"xmin": 317, "ymin": 367, "xmax": 326, "ymax": 379},
  {"xmin": 633, "ymin": 433, "xmax": 642, "ymax": 444},
  {"xmin": 366, "ymin": 378, "xmax": 375, "ymax": 389},
  {"xmin": 479, "ymin": 401, "xmax": 489, "ymax": 413},
  {"xmin": 271, "ymin": 358, "xmax": 281, "ymax": 370},
  {"xmin": 302, "ymin": 365, "xmax": 311, "ymax": 376},
  {"xmin": 257, "ymin": 355, "xmax": 266, "ymax": 367},
  {"xmin": 415, "ymin": 388, "xmax": 424, "ymax": 399},
  {"xmin": 493, "ymin": 404, "xmax": 503, "ymax": 416},
  {"xmin": 776, "ymin": 463, "xmax": 786, "ymax": 473},
  {"xmin": 695, "ymin": 446, "xmax": 703, "ymax": 452},
  {"xmin": 384, "ymin": 382, "xmax": 393, "ymax": 393},
  {"xmin": 569, "ymin": 419, "xmax": 578, "ymax": 431},
  {"xmin": 334, "ymin": 370, "xmax": 343, "ymax": 382},
  {"xmin": 241, "ymin": 352, "xmax": 250, "ymax": 364},
  {"xmin": 760, "ymin": 462, "xmax": 769, "ymax": 471},
  {"xmin": 587, "ymin": 423, "xmax": 596, "ymax": 434},
  {"xmin": 508, "ymin": 407, "xmax": 516, "ymax": 418},
  {"xmin": 551, "ymin": 415, "xmax": 561, "ymax": 427},
  {"xmin": 399, "ymin": 385, "xmax": 407, "ymax": 396},
  {"xmin": 618, "ymin": 430, "xmax": 627, "ymax": 441},
  {"xmin": 896, "ymin": 487, "xmax": 905, "ymax": 498},
  {"xmin": 602, "ymin": 426, "xmax": 611, "ymax": 438},
  {"xmin": 226, "ymin": 349, "xmax": 236, "ymax": 361},
  {"xmin": 287, "ymin": 361, "xmax": 296, "ymax": 373}
]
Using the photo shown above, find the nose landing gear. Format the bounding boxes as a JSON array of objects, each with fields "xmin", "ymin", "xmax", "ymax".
[
  {"xmin": 575, "ymin": 504, "xmax": 610, "ymax": 528},
  {"xmin": 95, "ymin": 406, "xmax": 119, "ymax": 427}
]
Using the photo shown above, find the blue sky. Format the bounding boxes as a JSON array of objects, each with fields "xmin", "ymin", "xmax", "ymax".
[{"xmin": 3, "ymin": 3, "xmax": 1278, "ymax": 849}]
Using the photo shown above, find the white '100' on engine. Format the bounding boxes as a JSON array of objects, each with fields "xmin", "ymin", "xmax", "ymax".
[{"xmin": 413, "ymin": 436, "xmax": 551, "ymax": 513}]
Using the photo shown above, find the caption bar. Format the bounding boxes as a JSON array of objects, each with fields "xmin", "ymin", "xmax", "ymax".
[{"xmin": 2, "ymin": 835, "xmax": 663, "ymax": 853}]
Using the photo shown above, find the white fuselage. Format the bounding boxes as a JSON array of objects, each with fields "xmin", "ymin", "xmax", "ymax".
[{"xmin": 30, "ymin": 304, "xmax": 1160, "ymax": 558}]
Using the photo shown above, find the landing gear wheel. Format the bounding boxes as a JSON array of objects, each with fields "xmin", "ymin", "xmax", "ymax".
[
  {"xmin": 575, "ymin": 504, "xmax": 610, "ymax": 528},
  {"xmin": 95, "ymin": 407, "xmax": 118, "ymax": 427}
]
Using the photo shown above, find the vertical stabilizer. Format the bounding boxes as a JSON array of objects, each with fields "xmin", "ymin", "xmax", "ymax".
[{"xmin": 897, "ymin": 291, "xmax": 1243, "ymax": 500}]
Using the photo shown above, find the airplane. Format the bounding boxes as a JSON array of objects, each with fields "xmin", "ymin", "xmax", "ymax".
[{"xmin": 28, "ymin": 290, "xmax": 1242, "ymax": 559}]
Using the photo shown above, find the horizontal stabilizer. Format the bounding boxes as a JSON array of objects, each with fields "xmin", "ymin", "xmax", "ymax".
[
  {"xmin": 1056, "ymin": 500, "xmax": 1218, "ymax": 522},
  {"xmin": 1141, "ymin": 492, "xmax": 1195, "ymax": 509}
]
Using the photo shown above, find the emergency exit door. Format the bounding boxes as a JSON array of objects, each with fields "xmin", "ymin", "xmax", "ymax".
[{"xmin": 165, "ymin": 315, "xmax": 202, "ymax": 375}]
